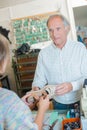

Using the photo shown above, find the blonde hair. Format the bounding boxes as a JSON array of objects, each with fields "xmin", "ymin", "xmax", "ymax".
[{"xmin": 0, "ymin": 34, "xmax": 9, "ymax": 64}]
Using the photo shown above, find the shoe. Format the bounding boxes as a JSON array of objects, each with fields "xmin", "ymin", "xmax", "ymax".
[
  {"xmin": 26, "ymin": 85, "xmax": 56, "ymax": 104},
  {"xmin": 43, "ymin": 85, "xmax": 56, "ymax": 98}
]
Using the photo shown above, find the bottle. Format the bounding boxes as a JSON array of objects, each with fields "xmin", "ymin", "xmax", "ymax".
[{"xmin": 70, "ymin": 109, "xmax": 75, "ymax": 118}]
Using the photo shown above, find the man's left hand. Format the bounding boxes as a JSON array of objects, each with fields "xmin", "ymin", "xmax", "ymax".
[{"xmin": 55, "ymin": 82, "xmax": 73, "ymax": 95}]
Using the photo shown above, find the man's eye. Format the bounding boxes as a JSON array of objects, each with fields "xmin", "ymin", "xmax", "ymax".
[
  {"xmin": 56, "ymin": 27, "xmax": 61, "ymax": 31},
  {"xmin": 49, "ymin": 29, "xmax": 52, "ymax": 32}
]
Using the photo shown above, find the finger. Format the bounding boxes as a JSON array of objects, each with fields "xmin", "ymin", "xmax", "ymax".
[
  {"xmin": 56, "ymin": 87, "xmax": 64, "ymax": 93},
  {"xmin": 26, "ymin": 89, "xmax": 34, "ymax": 94},
  {"xmin": 45, "ymin": 95, "xmax": 50, "ymax": 99},
  {"xmin": 55, "ymin": 87, "xmax": 67, "ymax": 95},
  {"xmin": 56, "ymin": 85, "xmax": 64, "ymax": 90},
  {"xmin": 33, "ymin": 95, "xmax": 40, "ymax": 100},
  {"xmin": 21, "ymin": 94, "xmax": 31, "ymax": 100}
]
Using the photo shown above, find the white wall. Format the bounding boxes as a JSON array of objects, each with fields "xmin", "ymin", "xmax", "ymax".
[
  {"xmin": 66, "ymin": 0, "xmax": 87, "ymax": 41},
  {"xmin": 10, "ymin": 0, "xmax": 60, "ymax": 19},
  {"xmin": 71, "ymin": 0, "xmax": 87, "ymax": 7},
  {"xmin": 0, "ymin": 0, "xmax": 72, "ymax": 92}
]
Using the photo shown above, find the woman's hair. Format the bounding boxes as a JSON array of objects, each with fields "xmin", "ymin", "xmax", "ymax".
[
  {"xmin": 47, "ymin": 14, "xmax": 70, "ymax": 27},
  {"xmin": 0, "ymin": 34, "xmax": 9, "ymax": 64}
]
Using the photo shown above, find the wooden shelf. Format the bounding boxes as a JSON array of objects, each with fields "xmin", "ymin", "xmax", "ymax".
[{"xmin": 12, "ymin": 52, "xmax": 38, "ymax": 97}]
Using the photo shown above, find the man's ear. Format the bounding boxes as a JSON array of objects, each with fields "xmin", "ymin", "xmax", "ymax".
[{"xmin": 65, "ymin": 25, "xmax": 70, "ymax": 34}]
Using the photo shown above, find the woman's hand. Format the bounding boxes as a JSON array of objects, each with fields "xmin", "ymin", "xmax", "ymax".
[
  {"xmin": 38, "ymin": 95, "xmax": 50, "ymax": 112},
  {"xmin": 21, "ymin": 91, "xmax": 40, "ymax": 110},
  {"xmin": 21, "ymin": 93, "xmax": 32, "ymax": 106}
]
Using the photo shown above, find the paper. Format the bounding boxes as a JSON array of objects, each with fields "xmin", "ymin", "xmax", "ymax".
[{"xmin": 81, "ymin": 118, "xmax": 87, "ymax": 130}]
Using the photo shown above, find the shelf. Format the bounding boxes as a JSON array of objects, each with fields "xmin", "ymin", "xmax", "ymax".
[
  {"xmin": 18, "ymin": 65, "xmax": 36, "ymax": 71},
  {"xmin": 19, "ymin": 79, "xmax": 33, "ymax": 82},
  {"xmin": 17, "ymin": 87, "xmax": 32, "ymax": 90},
  {"xmin": 12, "ymin": 52, "xmax": 39, "ymax": 97},
  {"xmin": 16, "ymin": 61, "xmax": 36, "ymax": 65},
  {"xmin": 17, "ymin": 70, "xmax": 35, "ymax": 74}
]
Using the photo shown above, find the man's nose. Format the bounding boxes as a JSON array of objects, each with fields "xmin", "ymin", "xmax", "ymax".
[{"xmin": 53, "ymin": 30, "xmax": 58, "ymax": 37}]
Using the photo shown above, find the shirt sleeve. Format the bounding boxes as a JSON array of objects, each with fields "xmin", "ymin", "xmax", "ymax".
[
  {"xmin": 5, "ymin": 91, "xmax": 38, "ymax": 130},
  {"xmin": 71, "ymin": 78, "xmax": 84, "ymax": 91},
  {"xmin": 71, "ymin": 47, "xmax": 87, "ymax": 91},
  {"xmin": 32, "ymin": 51, "xmax": 47, "ymax": 88}
]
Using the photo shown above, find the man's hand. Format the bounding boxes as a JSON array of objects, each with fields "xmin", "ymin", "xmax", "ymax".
[{"xmin": 55, "ymin": 82, "xmax": 73, "ymax": 95}]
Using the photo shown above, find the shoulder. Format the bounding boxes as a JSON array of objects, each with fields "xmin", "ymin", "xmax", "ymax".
[
  {"xmin": 68, "ymin": 40, "xmax": 87, "ymax": 58},
  {"xmin": 0, "ymin": 88, "xmax": 21, "ymax": 117},
  {"xmin": 0, "ymin": 88, "xmax": 31, "ymax": 117},
  {"xmin": 68, "ymin": 40, "xmax": 86, "ymax": 50},
  {"xmin": 0, "ymin": 88, "xmax": 17, "ymax": 98},
  {"xmin": 39, "ymin": 43, "xmax": 53, "ymax": 56},
  {"xmin": 0, "ymin": 88, "xmax": 21, "ymax": 107},
  {"xmin": 0, "ymin": 88, "xmax": 18, "ymax": 97}
]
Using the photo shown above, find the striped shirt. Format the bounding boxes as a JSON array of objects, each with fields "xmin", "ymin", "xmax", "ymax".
[
  {"xmin": 32, "ymin": 40, "xmax": 87, "ymax": 104},
  {"xmin": 0, "ymin": 88, "xmax": 38, "ymax": 130}
]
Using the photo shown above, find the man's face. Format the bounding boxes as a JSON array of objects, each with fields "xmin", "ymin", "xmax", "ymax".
[{"xmin": 47, "ymin": 17, "xmax": 68, "ymax": 49}]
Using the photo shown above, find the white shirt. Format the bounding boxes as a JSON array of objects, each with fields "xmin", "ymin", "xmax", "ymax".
[{"xmin": 32, "ymin": 40, "xmax": 87, "ymax": 104}]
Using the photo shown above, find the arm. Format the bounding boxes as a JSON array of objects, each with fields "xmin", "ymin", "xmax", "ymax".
[
  {"xmin": 6, "ymin": 90, "xmax": 49, "ymax": 130},
  {"xmin": 22, "ymin": 94, "xmax": 50, "ymax": 130},
  {"xmin": 71, "ymin": 47, "xmax": 87, "ymax": 91},
  {"xmin": 55, "ymin": 79, "xmax": 84, "ymax": 96},
  {"xmin": 32, "ymin": 52, "xmax": 47, "ymax": 89},
  {"xmin": 55, "ymin": 46, "xmax": 87, "ymax": 95},
  {"xmin": 4, "ymin": 90, "xmax": 38, "ymax": 130},
  {"xmin": 35, "ymin": 95, "xmax": 50, "ymax": 130}
]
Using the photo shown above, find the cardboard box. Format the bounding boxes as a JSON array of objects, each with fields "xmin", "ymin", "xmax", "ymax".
[{"xmin": 62, "ymin": 118, "xmax": 82, "ymax": 130}]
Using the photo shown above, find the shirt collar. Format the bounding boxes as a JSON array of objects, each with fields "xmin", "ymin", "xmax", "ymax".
[{"xmin": 51, "ymin": 40, "xmax": 70, "ymax": 50}]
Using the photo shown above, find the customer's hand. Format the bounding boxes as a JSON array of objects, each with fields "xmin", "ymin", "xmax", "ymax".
[
  {"xmin": 38, "ymin": 95, "xmax": 50, "ymax": 112},
  {"xmin": 21, "ymin": 93, "xmax": 32, "ymax": 106},
  {"xmin": 55, "ymin": 82, "xmax": 73, "ymax": 95},
  {"xmin": 21, "ymin": 93, "xmax": 39, "ymax": 110}
]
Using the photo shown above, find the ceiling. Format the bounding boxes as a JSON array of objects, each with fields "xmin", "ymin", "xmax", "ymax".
[
  {"xmin": 73, "ymin": 5, "xmax": 87, "ymax": 27},
  {"xmin": 0, "ymin": 0, "xmax": 87, "ymax": 27},
  {"xmin": 0, "ymin": 0, "xmax": 33, "ymax": 8}
]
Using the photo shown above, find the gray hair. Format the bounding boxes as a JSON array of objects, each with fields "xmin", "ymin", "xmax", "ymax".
[{"xmin": 47, "ymin": 14, "xmax": 70, "ymax": 27}]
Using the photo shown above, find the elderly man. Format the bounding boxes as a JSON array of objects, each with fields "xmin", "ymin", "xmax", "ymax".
[{"xmin": 31, "ymin": 14, "xmax": 87, "ymax": 110}]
